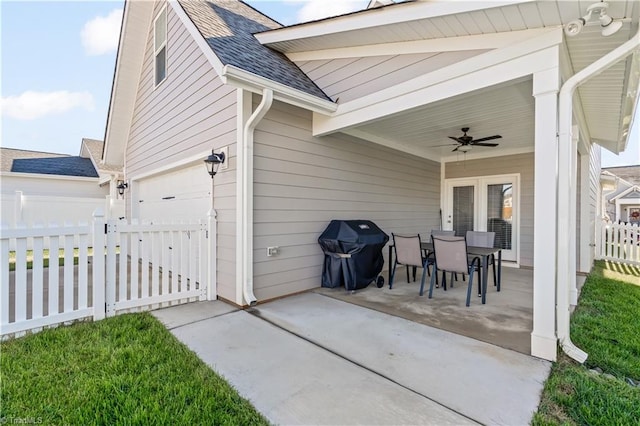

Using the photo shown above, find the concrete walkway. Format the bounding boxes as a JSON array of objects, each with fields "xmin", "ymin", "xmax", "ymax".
[{"xmin": 153, "ymin": 293, "xmax": 550, "ymax": 425}]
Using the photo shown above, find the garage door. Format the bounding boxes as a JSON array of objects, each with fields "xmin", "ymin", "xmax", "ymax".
[{"xmin": 137, "ymin": 164, "xmax": 210, "ymax": 223}]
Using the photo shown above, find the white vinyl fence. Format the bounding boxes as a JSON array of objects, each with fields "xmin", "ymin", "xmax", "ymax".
[
  {"xmin": 598, "ymin": 220, "xmax": 640, "ymax": 266},
  {"xmin": 1, "ymin": 210, "xmax": 216, "ymax": 338}
]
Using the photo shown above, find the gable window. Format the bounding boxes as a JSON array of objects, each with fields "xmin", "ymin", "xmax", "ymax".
[{"xmin": 154, "ymin": 7, "xmax": 167, "ymax": 86}]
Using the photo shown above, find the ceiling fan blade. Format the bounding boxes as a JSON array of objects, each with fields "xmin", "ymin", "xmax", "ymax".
[
  {"xmin": 429, "ymin": 143, "xmax": 459, "ymax": 148},
  {"xmin": 452, "ymin": 146, "xmax": 459, "ymax": 152},
  {"xmin": 448, "ymin": 136, "xmax": 462, "ymax": 142},
  {"xmin": 471, "ymin": 135, "xmax": 502, "ymax": 143},
  {"xmin": 472, "ymin": 142, "xmax": 499, "ymax": 147}
]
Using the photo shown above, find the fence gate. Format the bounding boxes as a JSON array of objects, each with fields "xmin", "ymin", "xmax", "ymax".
[
  {"xmin": 106, "ymin": 220, "xmax": 208, "ymax": 316},
  {"xmin": 598, "ymin": 220, "xmax": 640, "ymax": 266}
]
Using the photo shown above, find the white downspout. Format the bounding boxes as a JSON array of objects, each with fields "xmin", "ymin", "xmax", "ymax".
[
  {"xmin": 242, "ymin": 88, "xmax": 273, "ymax": 306},
  {"xmin": 557, "ymin": 28, "xmax": 640, "ymax": 363}
]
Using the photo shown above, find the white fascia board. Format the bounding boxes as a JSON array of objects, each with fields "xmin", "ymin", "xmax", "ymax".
[
  {"xmin": 313, "ymin": 29, "xmax": 562, "ymax": 136},
  {"xmin": 287, "ymin": 28, "xmax": 550, "ymax": 62},
  {"xmin": 104, "ymin": 1, "xmax": 153, "ymax": 166},
  {"xmin": 168, "ymin": 0, "xmax": 225, "ymax": 77},
  {"xmin": 0, "ymin": 172, "xmax": 100, "ymax": 183},
  {"xmin": 256, "ymin": 0, "xmax": 535, "ymax": 47},
  {"xmin": 221, "ymin": 65, "xmax": 337, "ymax": 114}
]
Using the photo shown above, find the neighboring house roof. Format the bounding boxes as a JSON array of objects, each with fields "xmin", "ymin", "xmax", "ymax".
[
  {"xmin": 602, "ymin": 165, "xmax": 640, "ymax": 186},
  {"xmin": 1, "ymin": 148, "xmax": 69, "ymax": 173},
  {"xmin": 610, "ymin": 185, "xmax": 640, "ymax": 202},
  {"xmin": 1, "ymin": 147, "xmax": 99, "ymax": 178},
  {"xmin": 177, "ymin": 0, "xmax": 330, "ymax": 101}
]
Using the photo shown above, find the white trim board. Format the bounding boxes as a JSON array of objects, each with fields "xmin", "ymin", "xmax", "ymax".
[
  {"xmin": 287, "ymin": 28, "xmax": 553, "ymax": 62},
  {"xmin": 256, "ymin": 0, "xmax": 535, "ymax": 48}
]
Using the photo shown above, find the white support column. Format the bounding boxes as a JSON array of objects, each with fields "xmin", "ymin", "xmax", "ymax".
[{"xmin": 531, "ymin": 66, "xmax": 560, "ymax": 361}]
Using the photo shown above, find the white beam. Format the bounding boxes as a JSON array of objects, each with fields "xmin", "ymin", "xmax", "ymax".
[
  {"xmin": 287, "ymin": 28, "xmax": 550, "ymax": 62},
  {"xmin": 256, "ymin": 0, "xmax": 535, "ymax": 48},
  {"xmin": 531, "ymin": 64, "xmax": 560, "ymax": 362}
]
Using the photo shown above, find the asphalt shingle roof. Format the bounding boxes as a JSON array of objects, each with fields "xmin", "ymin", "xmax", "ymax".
[
  {"xmin": 178, "ymin": 0, "xmax": 331, "ymax": 101},
  {"xmin": 1, "ymin": 148, "xmax": 99, "ymax": 178}
]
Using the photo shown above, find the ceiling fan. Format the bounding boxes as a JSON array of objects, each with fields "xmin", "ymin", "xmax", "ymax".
[{"xmin": 435, "ymin": 127, "xmax": 502, "ymax": 152}]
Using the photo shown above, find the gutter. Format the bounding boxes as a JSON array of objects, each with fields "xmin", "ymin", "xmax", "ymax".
[
  {"xmin": 557, "ymin": 27, "xmax": 640, "ymax": 363},
  {"xmin": 241, "ymin": 88, "xmax": 273, "ymax": 306},
  {"xmin": 221, "ymin": 65, "xmax": 336, "ymax": 115}
]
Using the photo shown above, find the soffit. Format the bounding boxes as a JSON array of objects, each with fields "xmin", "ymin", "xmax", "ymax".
[{"xmin": 350, "ymin": 78, "xmax": 535, "ymax": 162}]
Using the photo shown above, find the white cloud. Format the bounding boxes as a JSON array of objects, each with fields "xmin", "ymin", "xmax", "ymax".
[
  {"xmin": 1, "ymin": 91, "xmax": 95, "ymax": 120},
  {"xmin": 81, "ymin": 9, "xmax": 123, "ymax": 56},
  {"xmin": 288, "ymin": 0, "xmax": 367, "ymax": 23}
]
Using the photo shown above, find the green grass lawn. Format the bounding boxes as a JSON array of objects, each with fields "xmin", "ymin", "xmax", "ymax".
[
  {"xmin": 1, "ymin": 313, "xmax": 269, "ymax": 425},
  {"xmin": 533, "ymin": 261, "xmax": 640, "ymax": 425}
]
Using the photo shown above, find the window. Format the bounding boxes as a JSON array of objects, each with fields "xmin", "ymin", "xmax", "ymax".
[{"xmin": 154, "ymin": 7, "xmax": 167, "ymax": 86}]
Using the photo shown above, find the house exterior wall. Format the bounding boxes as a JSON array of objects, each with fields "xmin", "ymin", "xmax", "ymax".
[
  {"xmin": 252, "ymin": 100, "xmax": 441, "ymax": 301},
  {"xmin": 444, "ymin": 153, "xmax": 534, "ymax": 267},
  {"xmin": 123, "ymin": 1, "xmax": 237, "ymax": 302},
  {"xmin": 296, "ymin": 50, "xmax": 488, "ymax": 103}
]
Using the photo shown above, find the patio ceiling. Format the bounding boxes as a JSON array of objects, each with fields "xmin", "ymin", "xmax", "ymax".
[{"xmin": 347, "ymin": 78, "xmax": 535, "ymax": 162}]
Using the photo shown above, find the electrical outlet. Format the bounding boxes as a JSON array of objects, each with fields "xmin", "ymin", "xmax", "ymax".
[{"xmin": 267, "ymin": 246, "xmax": 279, "ymax": 257}]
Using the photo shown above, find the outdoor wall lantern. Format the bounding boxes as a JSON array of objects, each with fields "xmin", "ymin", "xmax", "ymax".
[
  {"xmin": 565, "ymin": 1, "xmax": 623, "ymax": 37},
  {"xmin": 204, "ymin": 150, "xmax": 226, "ymax": 178},
  {"xmin": 116, "ymin": 180, "xmax": 128, "ymax": 196}
]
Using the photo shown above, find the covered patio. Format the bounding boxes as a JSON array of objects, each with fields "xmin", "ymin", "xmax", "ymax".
[
  {"xmin": 316, "ymin": 267, "xmax": 587, "ymax": 356},
  {"xmin": 317, "ymin": 267, "xmax": 535, "ymax": 355}
]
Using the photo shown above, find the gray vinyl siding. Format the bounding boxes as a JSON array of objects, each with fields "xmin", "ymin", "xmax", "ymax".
[
  {"xmin": 253, "ymin": 100, "xmax": 441, "ymax": 301},
  {"xmin": 445, "ymin": 153, "xmax": 534, "ymax": 267},
  {"xmin": 587, "ymin": 144, "xmax": 601, "ymax": 263},
  {"xmin": 124, "ymin": 1, "xmax": 237, "ymax": 301},
  {"xmin": 297, "ymin": 50, "xmax": 488, "ymax": 103}
]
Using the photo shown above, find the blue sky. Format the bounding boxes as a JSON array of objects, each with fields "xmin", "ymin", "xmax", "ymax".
[{"xmin": 1, "ymin": 0, "xmax": 638, "ymax": 167}]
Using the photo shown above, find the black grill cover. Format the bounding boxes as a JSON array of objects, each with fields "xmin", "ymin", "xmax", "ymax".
[{"xmin": 318, "ymin": 220, "xmax": 389, "ymax": 290}]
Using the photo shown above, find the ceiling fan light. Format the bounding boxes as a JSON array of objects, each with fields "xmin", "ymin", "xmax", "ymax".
[{"xmin": 458, "ymin": 145, "xmax": 471, "ymax": 153}]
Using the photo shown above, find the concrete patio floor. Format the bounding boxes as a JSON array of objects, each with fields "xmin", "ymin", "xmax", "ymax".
[
  {"xmin": 153, "ymin": 292, "xmax": 551, "ymax": 425},
  {"xmin": 316, "ymin": 266, "xmax": 534, "ymax": 354}
]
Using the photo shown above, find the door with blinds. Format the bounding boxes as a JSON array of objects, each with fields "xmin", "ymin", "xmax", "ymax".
[{"xmin": 444, "ymin": 175, "xmax": 519, "ymax": 262}]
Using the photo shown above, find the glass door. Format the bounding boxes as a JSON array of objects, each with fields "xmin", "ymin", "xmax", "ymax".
[
  {"xmin": 445, "ymin": 175, "xmax": 519, "ymax": 262},
  {"xmin": 451, "ymin": 184, "xmax": 476, "ymax": 237}
]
